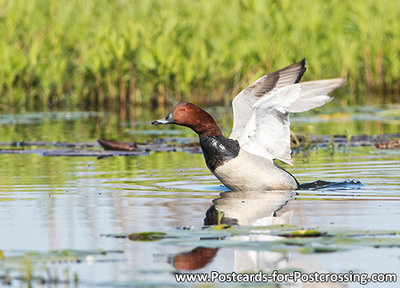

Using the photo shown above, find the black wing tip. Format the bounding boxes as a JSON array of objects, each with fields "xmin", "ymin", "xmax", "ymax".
[
  {"xmin": 276, "ymin": 58, "xmax": 307, "ymax": 83},
  {"xmin": 295, "ymin": 58, "xmax": 307, "ymax": 83}
]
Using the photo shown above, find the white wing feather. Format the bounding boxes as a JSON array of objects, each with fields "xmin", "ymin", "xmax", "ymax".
[
  {"xmin": 230, "ymin": 60, "xmax": 306, "ymax": 140},
  {"xmin": 236, "ymin": 78, "xmax": 346, "ymax": 165}
]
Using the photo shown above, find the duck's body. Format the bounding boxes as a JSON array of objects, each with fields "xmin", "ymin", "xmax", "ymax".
[
  {"xmin": 199, "ymin": 134, "xmax": 298, "ymax": 190},
  {"xmin": 152, "ymin": 59, "xmax": 346, "ymax": 191}
]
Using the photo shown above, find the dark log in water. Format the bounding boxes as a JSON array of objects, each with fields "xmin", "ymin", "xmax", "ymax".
[
  {"xmin": 97, "ymin": 139, "xmax": 137, "ymax": 151},
  {"xmin": 375, "ymin": 138, "xmax": 400, "ymax": 149},
  {"xmin": 292, "ymin": 133, "xmax": 400, "ymax": 149},
  {"xmin": 0, "ymin": 133, "xmax": 398, "ymax": 157}
]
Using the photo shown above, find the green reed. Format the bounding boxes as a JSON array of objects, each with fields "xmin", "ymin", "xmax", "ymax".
[{"xmin": 0, "ymin": 0, "xmax": 399, "ymax": 111}]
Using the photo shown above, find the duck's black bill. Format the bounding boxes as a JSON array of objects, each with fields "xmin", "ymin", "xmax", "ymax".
[{"xmin": 151, "ymin": 111, "xmax": 175, "ymax": 125}]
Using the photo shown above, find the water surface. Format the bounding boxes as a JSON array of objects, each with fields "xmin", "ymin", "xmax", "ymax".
[{"xmin": 0, "ymin": 106, "xmax": 399, "ymax": 287}]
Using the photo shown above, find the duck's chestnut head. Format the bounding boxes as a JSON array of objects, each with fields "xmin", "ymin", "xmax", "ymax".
[{"xmin": 152, "ymin": 102, "xmax": 221, "ymax": 136}]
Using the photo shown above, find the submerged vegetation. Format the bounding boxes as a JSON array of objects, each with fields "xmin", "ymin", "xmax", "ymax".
[
  {"xmin": 0, "ymin": 249, "xmax": 123, "ymax": 286},
  {"xmin": 0, "ymin": 0, "xmax": 400, "ymax": 111}
]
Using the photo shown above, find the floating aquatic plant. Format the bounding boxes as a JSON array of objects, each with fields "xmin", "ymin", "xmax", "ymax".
[{"xmin": 104, "ymin": 225, "xmax": 400, "ymax": 255}]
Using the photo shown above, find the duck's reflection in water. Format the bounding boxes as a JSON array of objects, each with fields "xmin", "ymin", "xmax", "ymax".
[
  {"xmin": 171, "ymin": 190, "xmax": 296, "ymax": 271},
  {"xmin": 172, "ymin": 247, "xmax": 219, "ymax": 270}
]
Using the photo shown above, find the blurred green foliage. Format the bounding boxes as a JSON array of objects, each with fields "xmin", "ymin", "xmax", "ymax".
[{"xmin": 0, "ymin": 0, "xmax": 399, "ymax": 111}]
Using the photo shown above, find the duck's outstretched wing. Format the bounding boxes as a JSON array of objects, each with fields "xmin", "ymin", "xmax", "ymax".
[
  {"xmin": 230, "ymin": 59, "xmax": 306, "ymax": 140},
  {"xmin": 236, "ymin": 78, "xmax": 346, "ymax": 165}
]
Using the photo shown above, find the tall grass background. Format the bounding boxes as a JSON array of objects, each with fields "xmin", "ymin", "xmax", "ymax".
[{"xmin": 0, "ymin": 0, "xmax": 399, "ymax": 111}]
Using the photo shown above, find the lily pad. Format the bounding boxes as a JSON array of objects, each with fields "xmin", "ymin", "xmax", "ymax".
[
  {"xmin": 128, "ymin": 232, "xmax": 169, "ymax": 241},
  {"xmin": 210, "ymin": 224, "xmax": 234, "ymax": 230},
  {"xmin": 279, "ymin": 229, "xmax": 325, "ymax": 238}
]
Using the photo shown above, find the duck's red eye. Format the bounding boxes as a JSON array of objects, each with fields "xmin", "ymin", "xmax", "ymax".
[{"xmin": 180, "ymin": 108, "xmax": 186, "ymax": 112}]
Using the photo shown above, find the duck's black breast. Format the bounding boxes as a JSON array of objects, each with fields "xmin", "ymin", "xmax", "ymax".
[{"xmin": 199, "ymin": 135, "xmax": 240, "ymax": 171}]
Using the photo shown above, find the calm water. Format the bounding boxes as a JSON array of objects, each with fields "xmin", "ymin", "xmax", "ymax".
[{"xmin": 0, "ymin": 106, "xmax": 399, "ymax": 287}]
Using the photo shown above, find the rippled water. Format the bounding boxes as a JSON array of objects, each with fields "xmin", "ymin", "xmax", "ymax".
[{"xmin": 0, "ymin": 107, "xmax": 399, "ymax": 287}]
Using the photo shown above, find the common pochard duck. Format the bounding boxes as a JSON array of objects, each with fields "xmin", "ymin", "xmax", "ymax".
[{"xmin": 152, "ymin": 59, "xmax": 346, "ymax": 191}]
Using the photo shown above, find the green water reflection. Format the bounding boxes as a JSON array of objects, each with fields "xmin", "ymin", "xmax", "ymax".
[{"xmin": 0, "ymin": 105, "xmax": 399, "ymax": 144}]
